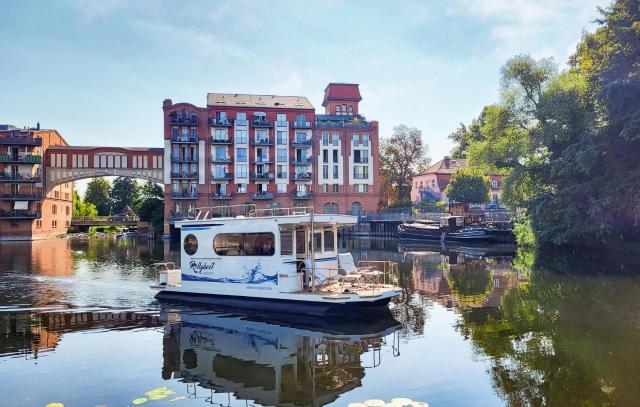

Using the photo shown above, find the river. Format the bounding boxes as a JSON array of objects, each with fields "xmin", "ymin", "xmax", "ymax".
[{"xmin": 0, "ymin": 237, "xmax": 638, "ymax": 406}]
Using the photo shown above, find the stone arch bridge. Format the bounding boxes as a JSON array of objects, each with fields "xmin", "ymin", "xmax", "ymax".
[{"xmin": 44, "ymin": 146, "xmax": 166, "ymax": 189}]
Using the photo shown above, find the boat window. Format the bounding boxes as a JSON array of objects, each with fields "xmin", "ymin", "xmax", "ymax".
[
  {"xmin": 280, "ymin": 229, "xmax": 293, "ymax": 256},
  {"xmin": 296, "ymin": 229, "xmax": 306, "ymax": 255},
  {"xmin": 313, "ymin": 232, "xmax": 322, "ymax": 253},
  {"xmin": 214, "ymin": 233, "xmax": 276, "ymax": 256},
  {"xmin": 323, "ymin": 230, "xmax": 335, "ymax": 252},
  {"xmin": 183, "ymin": 234, "xmax": 198, "ymax": 255}
]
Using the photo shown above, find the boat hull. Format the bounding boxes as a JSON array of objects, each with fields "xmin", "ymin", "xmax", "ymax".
[
  {"xmin": 155, "ymin": 290, "xmax": 394, "ymax": 318},
  {"xmin": 398, "ymin": 225, "xmax": 493, "ymax": 243}
]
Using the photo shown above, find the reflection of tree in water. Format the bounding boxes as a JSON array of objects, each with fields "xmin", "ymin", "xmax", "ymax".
[
  {"xmin": 456, "ymin": 249, "xmax": 640, "ymax": 406},
  {"xmin": 447, "ymin": 259, "xmax": 492, "ymax": 307},
  {"xmin": 391, "ymin": 260, "xmax": 427, "ymax": 337}
]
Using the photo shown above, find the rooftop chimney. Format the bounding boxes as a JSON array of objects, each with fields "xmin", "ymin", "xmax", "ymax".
[
  {"xmin": 444, "ymin": 156, "xmax": 450, "ymax": 169},
  {"xmin": 36, "ymin": 122, "xmax": 40, "ymax": 130}
]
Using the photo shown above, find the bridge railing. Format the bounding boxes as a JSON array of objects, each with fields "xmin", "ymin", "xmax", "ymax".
[{"xmin": 72, "ymin": 215, "xmax": 140, "ymax": 223}]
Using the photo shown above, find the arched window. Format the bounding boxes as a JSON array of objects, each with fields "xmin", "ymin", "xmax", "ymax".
[
  {"xmin": 323, "ymin": 202, "xmax": 339, "ymax": 214},
  {"xmin": 52, "ymin": 204, "xmax": 57, "ymax": 215},
  {"xmin": 351, "ymin": 202, "xmax": 362, "ymax": 215},
  {"xmin": 348, "ymin": 105, "xmax": 353, "ymax": 114},
  {"xmin": 335, "ymin": 106, "xmax": 340, "ymax": 115},
  {"xmin": 341, "ymin": 104, "xmax": 346, "ymax": 113}
]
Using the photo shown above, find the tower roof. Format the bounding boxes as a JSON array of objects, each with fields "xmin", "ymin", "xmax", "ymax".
[{"xmin": 322, "ymin": 83, "xmax": 362, "ymax": 106}]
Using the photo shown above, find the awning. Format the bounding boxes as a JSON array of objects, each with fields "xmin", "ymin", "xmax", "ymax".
[{"xmin": 14, "ymin": 201, "xmax": 28, "ymax": 210}]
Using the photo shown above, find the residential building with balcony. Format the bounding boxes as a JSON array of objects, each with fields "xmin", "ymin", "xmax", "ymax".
[
  {"xmin": 0, "ymin": 124, "xmax": 72, "ymax": 240},
  {"xmin": 410, "ymin": 156, "xmax": 503, "ymax": 204},
  {"xmin": 163, "ymin": 83, "xmax": 381, "ymax": 228}
]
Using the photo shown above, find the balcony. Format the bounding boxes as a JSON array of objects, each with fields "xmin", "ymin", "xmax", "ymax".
[
  {"xmin": 291, "ymin": 121, "xmax": 312, "ymax": 129},
  {"xmin": 170, "ymin": 135, "xmax": 198, "ymax": 143},
  {"xmin": 251, "ymin": 172, "xmax": 274, "ymax": 181},
  {"xmin": 251, "ymin": 138, "xmax": 273, "ymax": 146},
  {"xmin": 251, "ymin": 192, "xmax": 274, "ymax": 200},
  {"xmin": 252, "ymin": 156, "xmax": 272, "ymax": 164},
  {"xmin": 0, "ymin": 174, "xmax": 42, "ymax": 183},
  {"xmin": 292, "ymin": 172, "xmax": 312, "ymax": 181},
  {"xmin": 211, "ymin": 156, "xmax": 232, "ymax": 164},
  {"xmin": 252, "ymin": 120, "xmax": 274, "ymax": 128},
  {"xmin": 171, "ymin": 191, "xmax": 198, "ymax": 200},
  {"xmin": 211, "ymin": 137, "xmax": 233, "ymax": 145},
  {"xmin": 211, "ymin": 192, "xmax": 233, "ymax": 200},
  {"xmin": 170, "ymin": 172, "xmax": 198, "ymax": 180},
  {"xmin": 0, "ymin": 193, "xmax": 42, "ymax": 200},
  {"xmin": 171, "ymin": 155, "xmax": 198, "ymax": 162},
  {"xmin": 170, "ymin": 117, "xmax": 199, "ymax": 126},
  {"xmin": 0, "ymin": 137, "xmax": 42, "ymax": 146},
  {"xmin": 291, "ymin": 191, "xmax": 313, "ymax": 200},
  {"xmin": 209, "ymin": 118, "xmax": 233, "ymax": 127},
  {"xmin": 0, "ymin": 211, "xmax": 40, "ymax": 219},
  {"xmin": 211, "ymin": 172, "xmax": 233, "ymax": 181},
  {"xmin": 292, "ymin": 157, "xmax": 312, "ymax": 165},
  {"xmin": 292, "ymin": 139, "xmax": 313, "ymax": 148},
  {"xmin": 0, "ymin": 154, "xmax": 42, "ymax": 164}
]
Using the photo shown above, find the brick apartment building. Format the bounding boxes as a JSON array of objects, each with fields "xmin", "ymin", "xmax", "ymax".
[
  {"xmin": 0, "ymin": 124, "xmax": 73, "ymax": 240},
  {"xmin": 163, "ymin": 83, "xmax": 380, "ymax": 226}
]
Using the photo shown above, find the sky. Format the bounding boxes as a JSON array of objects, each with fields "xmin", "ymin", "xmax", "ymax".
[{"xmin": 1, "ymin": 0, "xmax": 607, "ymax": 169}]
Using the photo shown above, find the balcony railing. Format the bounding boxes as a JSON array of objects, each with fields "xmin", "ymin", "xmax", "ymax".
[
  {"xmin": 170, "ymin": 117, "xmax": 199, "ymax": 126},
  {"xmin": 170, "ymin": 172, "xmax": 199, "ymax": 180},
  {"xmin": 353, "ymin": 174, "xmax": 369, "ymax": 179},
  {"xmin": 0, "ymin": 137, "xmax": 42, "ymax": 146},
  {"xmin": 0, "ymin": 211, "xmax": 40, "ymax": 219},
  {"xmin": 275, "ymin": 121, "xmax": 288, "ymax": 127},
  {"xmin": 170, "ymin": 135, "xmax": 198, "ymax": 143},
  {"xmin": 292, "ymin": 158, "xmax": 312, "ymax": 165},
  {"xmin": 251, "ymin": 192, "xmax": 274, "ymax": 200},
  {"xmin": 252, "ymin": 156, "xmax": 272, "ymax": 164},
  {"xmin": 291, "ymin": 121, "xmax": 312, "ymax": 129},
  {"xmin": 171, "ymin": 191, "xmax": 198, "ymax": 199},
  {"xmin": 354, "ymin": 158, "xmax": 370, "ymax": 164},
  {"xmin": 251, "ymin": 172, "xmax": 274, "ymax": 181},
  {"xmin": 171, "ymin": 155, "xmax": 198, "ymax": 162},
  {"xmin": 251, "ymin": 138, "xmax": 273, "ymax": 146},
  {"xmin": 292, "ymin": 139, "xmax": 313, "ymax": 147},
  {"xmin": 235, "ymin": 119, "xmax": 248, "ymax": 126},
  {"xmin": 209, "ymin": 118, "xmax": 233, "ymax": 127},
  {"xmin": 292, "ymin": 172, "xmax": 312, "ymax": 181},
  {"xmin": 0, "ymin": 193, "xmax": 42, "ymax": 200},
  {"xmin": 276, "ymin": 172, "xmax": 288, "ymax": 180},
  {"xmin": 211, "ymin": 192, "xmax": 233, "ymax": 200},
  {"xmin": 0, "ymin": 174, "xmax": 42, "ymax": 183},
  {"xmin": 211, "ymin": 156, "xmax": 232, "ymax": 163},
  {"xmin": 211, "ymin": 137, "xmax": 233, "ymax": 145},
  {"xmin": 291, "ymin": 191, "xmax": 313, "ymax": 200},
  {"xmin": 252, "ymin": 120, "xmax": 274, "ymax": 128},
  {"xmin": 211, "ymin": 172, "xmax": 233, "ymax": 181},
  {"xmin": 0, "ymin": 154, "xmax": 42, "ymax": 164}
]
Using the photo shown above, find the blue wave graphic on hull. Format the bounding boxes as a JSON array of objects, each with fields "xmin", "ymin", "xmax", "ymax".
[{"xmin": 183, "ymin": 261, "xmax": 277, "ymax": 285}]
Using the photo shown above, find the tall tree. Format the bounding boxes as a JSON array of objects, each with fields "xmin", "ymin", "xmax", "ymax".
[
  {"xmin": 380, "ymin": 125, "xmax": 430, "ymax": 205},
  {"xmin": 84, "ymin": 177, "xmax": 111, "ymax": 216},
  {"xmin": 445, "ymin": 167, "xmax": 491, "ymax": 204},
  {"xmin": 110, "ymin": 177, "xmax": 139, "ymax": 214},
  {"xmin": 72, "ymin": 190, "xmax": 97, "ymax": 217},
  {"xmin": 135, "ymin": 181, "xmax": 164, "ymax": 231}
]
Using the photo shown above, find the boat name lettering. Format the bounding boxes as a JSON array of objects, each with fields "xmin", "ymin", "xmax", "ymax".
[{"xmin": 189, "ymin": 260, "xmax": 216, "ymax": 274}]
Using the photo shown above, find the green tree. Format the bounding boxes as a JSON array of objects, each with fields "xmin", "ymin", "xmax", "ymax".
[
  {"xmin": 84, "ymin": 177, "xmax": 111, "ymax": 216},
  {"xmin": 380, "ymin": 124, "xmax": 431, "ymax": 205},
  {"xmin": 110, "ymin": 177, "xmax": 139, "ymax": 214},
  {"xmin": 135, "ymin": 181, "xmax": 164, "ymax": 232},
  {"xmin": 445, "ymin": 167, "xmax": 490, "ymax": 204},
  {"xmin": 72, "ymin": 190, "xmax": 97, "ymax": 217}
]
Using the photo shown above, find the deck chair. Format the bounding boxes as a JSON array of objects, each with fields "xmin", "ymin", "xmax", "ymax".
[
  {"xmin": 337, "ymin": 253, "xmax": 372, "ymax": 285},
  {"xmin": 312, "ymin": 269, "xmax": 341, "ymax": 292}
]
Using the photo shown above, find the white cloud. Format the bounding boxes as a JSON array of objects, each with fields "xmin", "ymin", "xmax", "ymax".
[{"xmin": 404, "ymin": 0, "xmax": 429, "ymax": 22}]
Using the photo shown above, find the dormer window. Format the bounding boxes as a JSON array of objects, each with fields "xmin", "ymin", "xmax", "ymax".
[{"xmin": 491, "ymin": 180, "xmax": 498, "ymax": 188}]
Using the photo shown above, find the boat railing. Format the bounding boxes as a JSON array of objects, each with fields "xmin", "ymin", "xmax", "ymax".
[
  {"xmin": 356, "ymin": 260, "xmax": 399, "ymax": 286},
  {"xmin": 188, "ymin": 203, "xmax": 315, "ymax": 220}
]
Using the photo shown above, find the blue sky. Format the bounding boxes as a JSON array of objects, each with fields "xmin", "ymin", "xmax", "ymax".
[{"xmin": 1, "ymin": 0, "xmax": 606, "ymax": 162}]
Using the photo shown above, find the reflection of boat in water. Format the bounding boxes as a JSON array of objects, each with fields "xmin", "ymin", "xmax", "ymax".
[
  {"xmin": 398, "ymin": 241, "xmax": 517, "ymax": 258},
  {"xmin": 160, "ymin": 308, "xmax": 400, "ymax": 406},
  {"xmin": 398, "ymin": 216, "xmax": 515, "ymax": 244}
]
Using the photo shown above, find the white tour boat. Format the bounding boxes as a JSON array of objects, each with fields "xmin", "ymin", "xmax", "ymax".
[{"xmin": 152, "ymin": 205, "xmax": 401, "ymax": 316}]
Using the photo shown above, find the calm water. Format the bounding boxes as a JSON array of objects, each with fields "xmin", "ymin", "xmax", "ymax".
[{"xmin": 1, "ymin": 238, "xmax": 639, "ymax": 406}]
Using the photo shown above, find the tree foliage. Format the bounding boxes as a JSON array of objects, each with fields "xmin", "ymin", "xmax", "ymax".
[
  {"xmin": 447, "ymin": 1, "xmax": 640, "ymax": 248},
  {"xmin": 135, "ymin": 181, "xmax": 164, "ymax": 231},
  {"xmin": 380, "ymin": 124, "xmax": 430, "ymax": 204},
  {"xmin": 445, "ymin": 167, "xmax": 490, "ymax": 204},
  {"xmin": 110, "ymin": 177, "xmax": 139, "ymax": 214},
  {"xmin": 84, "ymin": 177, "xmax": 111, "ymax": 216},
  {"xmin": 72, "ymin": 190, "xmax": 97, "ymax": 217}
]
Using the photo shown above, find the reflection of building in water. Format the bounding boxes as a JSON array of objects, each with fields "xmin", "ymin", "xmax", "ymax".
[
  {"xmin": 0, "ymin": 311, "xmax": 158, "ymax": 359},
  {"xmin": 409, "ymin": 248, "xmax": 526, "ymax": 309},
  {"xmin": 0, "ymin": 238, "xmax": 73, "ymax": 276},
  {"xmin": 161, "ymin": 312, "xmax": 399, "ymax": 407}
]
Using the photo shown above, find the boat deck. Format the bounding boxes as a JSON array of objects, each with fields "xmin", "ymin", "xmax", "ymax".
[{"xmin": 293, "ymin": 282, "xmax": 399, "ymax": 298}]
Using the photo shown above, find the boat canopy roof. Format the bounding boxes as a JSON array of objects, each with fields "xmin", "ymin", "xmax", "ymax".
[{"xmin": 174, "ymin": 205, "xmax": 357, "ymax": 229}]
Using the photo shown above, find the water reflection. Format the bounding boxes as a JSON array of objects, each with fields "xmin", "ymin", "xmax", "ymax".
[{"xmin": 161, "ymin": 308, "xmax": 400, "ymax": 406}]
